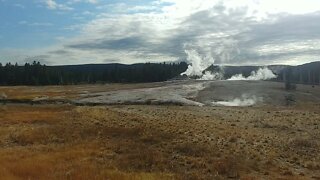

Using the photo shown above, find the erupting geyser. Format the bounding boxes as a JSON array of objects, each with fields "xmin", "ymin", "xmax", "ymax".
[
  {"xmin": 181, "ymin": 48, "xmax": 277, "ymax": 81},
  {"xmin": 181, "ymin": 49, "xmax": 223, "ymax": 80}
]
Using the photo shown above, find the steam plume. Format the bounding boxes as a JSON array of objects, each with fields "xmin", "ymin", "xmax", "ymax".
[
  {"xmin": 181, "ymin": 49, "xmax": 224, "ymax": 80},
  {"xmin": 212, "ymin": 94, "xmax": 262, "ymax": 107},
  {"xmin": 200, "ymin": 71, "xmax": 223, "ymax": 80},
  {"xmin": 181, "ymin": 49, "xmax": 214, "ymax": 77},
  {"xmin": 228, "ymin": 67, "xmax": 277, "ymax": 81}
]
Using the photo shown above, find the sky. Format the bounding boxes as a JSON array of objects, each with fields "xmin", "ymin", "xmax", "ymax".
[{"xmin": 0, "ymin": 0, "xmax": 320, "ymax": 65}]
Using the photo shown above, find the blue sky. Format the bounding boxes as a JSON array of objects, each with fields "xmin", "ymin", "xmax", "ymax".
[
  {"xmin": 1, "ymin": 0, "xmax": 320, "ymax": 65},
  {"xmin": 0, "ymin": 0, "xmax": 150, "ymax": 48}
]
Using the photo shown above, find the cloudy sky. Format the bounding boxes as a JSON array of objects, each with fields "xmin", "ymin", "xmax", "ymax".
[{"xmin": 0, "ymin": 0, "xmax": 320, "ymax": 65}]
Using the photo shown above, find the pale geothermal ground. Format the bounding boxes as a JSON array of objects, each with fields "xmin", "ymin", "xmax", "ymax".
[{"xmin": 0, "ymin": 80, "xmax": 320, "ymax": 179}]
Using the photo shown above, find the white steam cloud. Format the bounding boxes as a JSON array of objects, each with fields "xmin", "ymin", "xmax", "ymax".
[
  {"xmin": 212, "ymin": 94, "xmax": 262, "ymax": 107},
  {"xmin": 181, "ymin": 49, "xmax": 224, "ymax": 80},
  {"xmin": 181, "ymin": 47, "xmax": 276, "ymax": 81},
  {"xmin": 200, "ymin": 71, "xmax": 224, "ymax": 80},
  {"xmin": 228, "ymin": 67, "xmax": 277, "ymax": 81},
  {"xmin": 181, "ymin": 49, "xmax": 215, "ymax": 77}
]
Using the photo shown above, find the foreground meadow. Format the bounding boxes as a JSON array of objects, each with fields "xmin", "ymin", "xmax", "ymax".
[{"xmin": 0, "ymin": 103, "xmax": 319, "ymax": 179}]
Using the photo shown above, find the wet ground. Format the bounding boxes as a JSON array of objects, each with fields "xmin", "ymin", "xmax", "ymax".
[{"xmin": 75, "ymin": 80, "xmax": 320, "ymax": 107}]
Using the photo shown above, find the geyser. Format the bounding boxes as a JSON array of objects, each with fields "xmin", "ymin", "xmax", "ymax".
[
  {"xmin": 181, "ymin": 49, "xmax": 222, "ymax": 80},
  {"xmin": 228, "ymin": 67, "xmax": 277, "ymax": 81}
]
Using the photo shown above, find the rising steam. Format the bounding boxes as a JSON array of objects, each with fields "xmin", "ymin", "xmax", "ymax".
[
  {"xmin": 181, "ymin": 48, "xmax": 277, "ymax": 81},
  {"xmin": 200, "ymin": 71, "xmax": 224, "ymax": 80},
  {"xmin": 181, "ymin": 49, "xmax": 223, "ymax": 80},
  {"xmin": 228, "ymin": 67, "xmax": 277, "ymax": 81},
  {"xmin": 212, "ymin": 94, "xmax": 262, "ymax": 107},
  {"xmin": 181, "ymin": 49, "xmax": 215, "ymax": 77}
]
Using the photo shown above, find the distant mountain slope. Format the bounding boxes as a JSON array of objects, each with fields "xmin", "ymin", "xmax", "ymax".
[{"xmin": 279, "ymin": 61, "xmax": 320, "ymax": 84}]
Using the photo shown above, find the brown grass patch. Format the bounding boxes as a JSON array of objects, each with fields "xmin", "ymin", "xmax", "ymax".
[
  {"xmin": 212, "ymin": 157, "xmax": 239, "ymax": 178},
  {"xmin": 289, "ymin": 138, "xmax": 317, "ymax": 149},
  {"xmin": 0, "ymin": 143, "xmax": 174, "ymax": 180},
  {"xmin": 0, "ymin": 104, "xmax": 72, "ymax": 124},
  {"xmin": 0, "ymin": 105, "xmax": 178, "ymax": 179},
  {"xmin": 174, "ymin": 142, "xmax": 211, "ymax": 157},
  {"xmin": 0, "ymin": 103, "xmax": 319, "ymax": 179}
]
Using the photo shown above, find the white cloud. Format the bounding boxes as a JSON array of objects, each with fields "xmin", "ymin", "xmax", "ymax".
[
  {"xmin": 18, "ymin": 21, "xmax": 53, "ymax": 26},
  {"xmin": 45, "ymin": 0, "xmax": 73, "ymax": 11},
  {"xmin": 67, "ymin": 0, "xmax": 98, "ymax": 5},
  {"xmin": 46, "ymin": 0, "xmax": 57, "ymax": 9},
  {"xmin": 4, "ymin": 0, "xmax": 320, "ymax": 65},
  {"xmin": 87, "ymin": 0, "xmax": 98, "ymax": 4},
  {"xmin": 30, "ymin": 22, "xmax": 53, "ymax": 26},
  {"xmin": 46, "ymin": 1, "xmax": 320, "ymax": 65}
]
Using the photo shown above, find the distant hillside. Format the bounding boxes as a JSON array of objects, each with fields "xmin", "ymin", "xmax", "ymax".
[{"xmin": 276, "ymin": 61, "xmax": 320, "ymax": 85}]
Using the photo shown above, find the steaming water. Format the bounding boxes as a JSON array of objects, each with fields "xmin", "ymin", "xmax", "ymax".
[{"xmin": 212, "ymin": 94, "xmax": 262, "ymax": 107}]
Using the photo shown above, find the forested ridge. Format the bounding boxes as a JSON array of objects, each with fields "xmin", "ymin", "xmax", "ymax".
[
  {"xmin": 0, "ymin": 61, "xmax": 188, "ymax": 85},
  {"xmin": 1, "ymin": 61, "xmax": 319, "ymax": 86}
]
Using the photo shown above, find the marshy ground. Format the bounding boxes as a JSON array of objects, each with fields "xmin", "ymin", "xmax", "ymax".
[{"xmin": 0, "ymin": 81, "xmax": 319, "ymax": 179}]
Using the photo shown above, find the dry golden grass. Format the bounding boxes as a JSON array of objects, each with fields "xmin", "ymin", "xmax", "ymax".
[
  {"xmin": 0, "ymin": 103, "xmax": 319, "ymax": 179},
  {"xmin": 0, "ymin": 144, "xmax": 174, "ymax": 180},
  {"xmin": 0, "ymin": 105, "xmax": 176, "ymax": 180},
  {"xmin": 0, "ymin": 105, "xmax": 71, "ymax": 124}
]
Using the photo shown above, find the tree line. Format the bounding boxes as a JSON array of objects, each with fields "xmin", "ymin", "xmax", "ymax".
[{"xmin": 0, "ymin": 61, "xmax": 188, "ymax": 85}]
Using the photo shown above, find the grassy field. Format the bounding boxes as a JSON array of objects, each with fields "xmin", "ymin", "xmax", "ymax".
[
  {"xmin": 0, "ymin": 102, "xmax": 319, "ymax": 179},
  {"xmin": 0, "ymin": 83, "xmax": 165, "ymax": 101}
]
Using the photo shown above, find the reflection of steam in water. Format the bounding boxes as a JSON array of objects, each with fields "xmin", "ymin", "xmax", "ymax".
[{"xmin": 212, "ymin": 94, "xmax": 263, "ymax": 107}]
